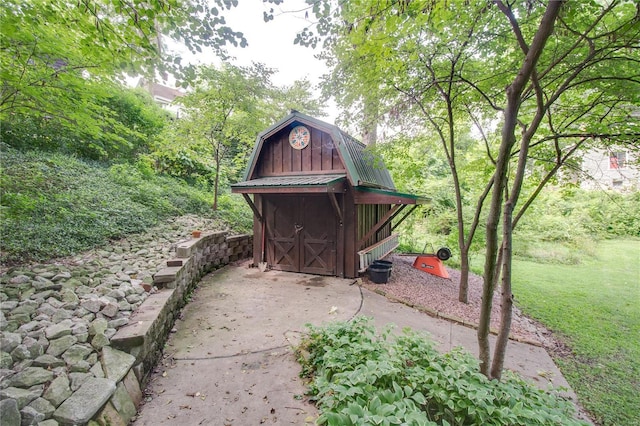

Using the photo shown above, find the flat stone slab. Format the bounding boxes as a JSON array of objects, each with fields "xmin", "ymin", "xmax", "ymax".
[
  {"xmin": 54, "ymin": 377, "xmax": 116, "ymax": 425},
  {"xmin": 8, "ymin": 367, "xmax": 53, "ymax": 388},
  {"xmin": 176, "ymin": 240, "xmax": 197, "ymax": 258},
  {"xmin": 111, "ymin": 290, "xmax": 174, "ymax": 350},
  {"xmin": 102, "ymin": 347, "xmax": 135, "ymax": 383},
  {"xmin": 152, "ymin": 267, "xmax": 181, "ymax": 285},
  {"xmin": 0, "ymin": 398, "xmax": 20, "ymax": 426},
  {"xmin": 226, "ymin": 233, "xmax": 251, "ymax": 243}
]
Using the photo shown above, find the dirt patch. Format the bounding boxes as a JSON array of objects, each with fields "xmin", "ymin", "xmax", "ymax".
[
  {"xmin": 362, "ymin": 254, "xmax": 555, "ymax": 346},
  {"xmin": 243, "ymin": 272, "xmax": 264, "ymax": 279},
  {"xmin": 296, "ymin": 276, "xmax": 327, "ymax": 287}
]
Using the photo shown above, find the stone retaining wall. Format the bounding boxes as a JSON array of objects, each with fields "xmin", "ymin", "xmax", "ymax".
[
  {"xmin": 107, "ymin": 232, "xmax": 252, "ymax": 423},
  {"xmin": 0, "ymin": 231, "xmax": 252, "ymax": 426}
]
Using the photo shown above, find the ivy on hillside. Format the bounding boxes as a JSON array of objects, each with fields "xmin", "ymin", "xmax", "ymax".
[{"xmin": 0, "ymin": 147, "xmax": 252, "ymax": 264}]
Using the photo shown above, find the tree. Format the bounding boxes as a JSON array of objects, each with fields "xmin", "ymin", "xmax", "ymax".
[
  {"xmin": 298, "ymin": 0, "xmax": 501, "ymax": 303},
  {"xmin": 165, "ymin": 64, "xmax": 267, "ymax": 210},
  {"xmin": 1, "ymin": 84, "xmax": 168, "ymax": 161},
  {"xmin": 161, "ymin": 62, "xmax": 324, "ymax": 209},
  {"xmin": 1, "ymin": 0, "xmax": 245, "ymax": 146},
  {"xmin": 299, "ymin": 0, "xmax": 640, "ymax": 379},
  {"xmin": 481, "ymin": 0, "xmax": 639, "ymax": 378},
  {"xmin": 266, "ymin": 78, "xmax": 326, "ymax": 122}
]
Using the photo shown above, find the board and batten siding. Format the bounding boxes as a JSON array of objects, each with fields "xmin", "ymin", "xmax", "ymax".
[
  {"xmin": 257, "ymin": 126, "xmax": 345, "ymax": 176},
  {"xmin": 357, "ymin": 204, "xmax": 392, "ymax": 249}
]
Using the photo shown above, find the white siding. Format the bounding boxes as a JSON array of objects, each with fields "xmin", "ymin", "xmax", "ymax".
[{"xmin": 580, "ymin": 149, "xmax": 639, "ymax": 191}]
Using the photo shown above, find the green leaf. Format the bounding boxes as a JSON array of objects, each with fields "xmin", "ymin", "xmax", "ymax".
[
  {"xmin": 411, "ymin": 392, "xmax": 426, "ymax": 405},
  {"xmin": 403, "ymin": 385, "xmax": 413, "ymax": 398}
]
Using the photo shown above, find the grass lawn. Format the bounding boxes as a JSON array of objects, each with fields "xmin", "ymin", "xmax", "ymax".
[{"xmin": 512, "ymin": 239, "xmax": 639, "ymax": 426}]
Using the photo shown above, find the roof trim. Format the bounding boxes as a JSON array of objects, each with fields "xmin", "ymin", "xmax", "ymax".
[
  {"xmin": 352, "ymin": 186, "xmax": 431, "ymax": 205},
  {"xmin": 231, "ymin": 174, "xmax": 346, "ymax": 194}
]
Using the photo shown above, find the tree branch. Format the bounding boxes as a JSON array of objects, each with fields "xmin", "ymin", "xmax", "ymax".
[
  {"xmin": 495, "ymin": 1, "xmax": 529, "ymax": 54},
  {"xmin": 537, "ymin": 0, "xmax": 616, "ymax": 80},
  {"xmin": 513, "ymin": 138, "xmax": 586, "ymax": 228},
  {"xmin": 465, "ymin": 104, "xmax": 496, "ymax": 165}
]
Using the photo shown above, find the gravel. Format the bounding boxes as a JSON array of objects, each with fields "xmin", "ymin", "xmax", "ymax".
[{"xmin": 362, "ymin": 254, "xmax": 553, "ymax": 345}]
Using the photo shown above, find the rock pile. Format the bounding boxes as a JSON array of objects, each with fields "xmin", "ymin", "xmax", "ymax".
[{"xmin": 0, "ymin": 215, "xmax": 224, "ymax": 425}]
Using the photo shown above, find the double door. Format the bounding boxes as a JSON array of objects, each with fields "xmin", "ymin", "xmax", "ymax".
[{"xmin": 265, "ymin": 195, "xmax": 336, "ymax": 275}]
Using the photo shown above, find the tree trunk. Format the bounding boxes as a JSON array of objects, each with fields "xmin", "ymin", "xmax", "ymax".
[
  {"xmin": 445, "ymin": 95, "xmax": 469, "ymax": 304},
  {"xmin": 212, "ymin": 165, "xmax": 220, "ymax": 211},
  {"xmin": 458, "ymin": 248, "xmax": 470, "ymax": 303},
  {"xmin": 479, "ymin": 0, "xmax": 563, "ymax": 379},
  {"xmin": 451, "ymin": 159, "xmax": 470, "ymax": 303},
  {"xmin": 212, "ymin": 142, "xmax": 221, "ymax": 211},
  {"xmin": 362, "ymin": 97, "xmax": 378, "ymax": 145},
  {"xmin": 491, "ymin": 201, "xmax": 514, "ymax": 380},
  {"xmin": 478, "ymin": 171, "xmax": 504, "ymax": 376},
  {"xmin": 478, "ymin": 88, "xmax": 516, "ymax": 377}
]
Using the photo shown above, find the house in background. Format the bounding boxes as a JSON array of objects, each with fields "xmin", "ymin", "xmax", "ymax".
[
  {"xmin": 138, "ymin": 79, "xmax": 185, "ymax": 118},
  {"xmin": 231, "ymin": 111, "xmax": 427, "ymax": 278},
  {"xmin": 580, "ymin": 149, "xmax": 639, "ymax": 191}
]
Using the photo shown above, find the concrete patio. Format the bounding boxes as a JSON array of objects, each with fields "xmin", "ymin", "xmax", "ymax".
[{"xmin": 132, "ymin": 261, "xmax": 578, "ymax": 425}]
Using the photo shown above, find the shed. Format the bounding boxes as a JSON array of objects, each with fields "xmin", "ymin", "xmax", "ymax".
[{"xmin": 231, "ymin": 111, "xmax": 428, "ymax": 278}]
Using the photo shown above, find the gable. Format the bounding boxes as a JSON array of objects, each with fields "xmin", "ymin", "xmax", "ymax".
[
  {"xmin": 253, "ymin": 123, "xmax": 345, "ymax": 178},
  {"xmin": 243, "ymin": 112, "xmax": 396, "ymax": 190}
]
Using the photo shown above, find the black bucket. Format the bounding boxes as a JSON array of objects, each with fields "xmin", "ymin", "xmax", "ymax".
[
  {"xmin": 368, "ymin": 265, "xmax": 391, "ymax": 284},
  {"xmin": 372, "ymin": 260, "xmax": 393, "ymax": 275}
]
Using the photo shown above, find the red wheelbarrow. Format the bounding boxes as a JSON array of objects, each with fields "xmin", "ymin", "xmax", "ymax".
[{"xmin": 412, "ymin": 246, "xmax": 452, "ymax": 279}]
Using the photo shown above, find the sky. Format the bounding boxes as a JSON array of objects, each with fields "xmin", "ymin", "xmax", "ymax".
[
  {"xmin": 161, "ymin": 0, "xmax": 338, "ymax": 121},
  {"xmin": 222, "ymin": 0, "xmax": 326, "ymax": 87}
]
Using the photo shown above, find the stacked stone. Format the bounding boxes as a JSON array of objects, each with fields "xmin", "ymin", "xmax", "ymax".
[
  {"xmin": 198, "ymin": 231, "xmax": 230, "ymax": 271},
  {"xmin": 152, "ymin": 231, "xmax": 252, "ymax": 291},
  {"xmin": 0, "ymin": 263, "xmax": 150, "ymax": 425},
  {"xmin": 0, "ymin": 214, "xmax": 223, "ymax": 425}
]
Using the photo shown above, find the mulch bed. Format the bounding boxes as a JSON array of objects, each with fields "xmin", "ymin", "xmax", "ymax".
[{"xmin": 361, "ymin": 254, "xmax": 553, "ymax": 346}]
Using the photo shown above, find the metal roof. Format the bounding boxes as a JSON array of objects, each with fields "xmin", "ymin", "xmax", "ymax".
[
  {"xmin": 242, "ymin": 111, "xmax": 396, "ymax": 190},
  {"xmin": 338, "ymin": 131, "xmax": 396, "ymax": 190},
  {"xmin": 232, "ymin": 174, "xmax": 346, "ymax": 189}
]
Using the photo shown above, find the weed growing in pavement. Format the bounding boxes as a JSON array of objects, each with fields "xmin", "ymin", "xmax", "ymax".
[{"xmin": 296, "ymin": 317, "xmax": 588, "ymax": 426}]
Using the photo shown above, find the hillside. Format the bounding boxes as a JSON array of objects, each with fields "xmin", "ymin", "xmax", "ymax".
[{"xmin": 0, "ymin": 146, "xmax": 252, "ymax": 266}]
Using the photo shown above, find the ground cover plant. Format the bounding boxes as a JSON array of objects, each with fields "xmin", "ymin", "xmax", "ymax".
[
  {"xmin": 297, "ymin": 317, "xmax": 587, "ymax": 426},
  {"xmin": 512, "ymin": 239, "xmax": 640, "ymax": 426},
  {"xmin": 0, "ymin": 146, "xmax": 252, "ymax": 264}
]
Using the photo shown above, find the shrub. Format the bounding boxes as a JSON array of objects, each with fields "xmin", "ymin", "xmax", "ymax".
[
  {"xmin": 215, "ymin": 194, "xmax": 253, "ymax": 234},
  {"xmin": 0, "ymin": 86, "xmax": 167, "ymax": 162},
  {"xmin": 297, "ymin": 318, "xmax": 588, "ymax": 426}
]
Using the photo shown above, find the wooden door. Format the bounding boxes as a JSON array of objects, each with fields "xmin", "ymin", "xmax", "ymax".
[
  {"xmin": 266, "ymin": 195, "xmax": 298, "ymax": 272},
  {"xmin": 265, "ymin": 195, "xmax": 336, "ymax": 275},
  {"xmin": 300, "ymin": 196, "xmax": 336, "ymax": 275}
]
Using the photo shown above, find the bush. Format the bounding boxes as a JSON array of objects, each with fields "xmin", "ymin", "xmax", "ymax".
[
  {"xmin": 297, "ymin": 318, "xmax": 588, "ymax": 426},
  {"xmin": 0, "ymin": 86, "xmax": 167, "ymax": 162},
  {"xmin": 215, "ymin": 194, "xmax": 253, "ymax": 234},
  {"xmin": 510, "ymin": 188, "xmax": 640, "ymax": 263},
  {"xmin": 150, "ymin": 148, "xmax": 215, "ymax": 186},
  {"xmin": 396, "ymin": 185, "xmax": 639, "ymax": 265}
]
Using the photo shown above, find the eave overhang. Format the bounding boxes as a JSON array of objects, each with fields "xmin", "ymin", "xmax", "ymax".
[
  {"xmin": 352, "ymin": 186, "xmax": 430, "ymax": 205},
  {"xmin": 231, "ymin": 174, "xmax": 346, "ymax": 194}
]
